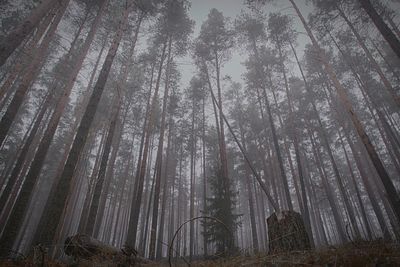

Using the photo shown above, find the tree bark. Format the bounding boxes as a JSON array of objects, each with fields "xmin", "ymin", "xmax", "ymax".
[
  {"xmin": 189, "ymin": 87, "xmax": 196, "ymax": 261},
  {"xmin": 0, "ymin": 91, "xmax": 52, "ymax": 215},
  {"xmin": 78, "ymin": 126, "xmax": 107, "ymax": 233},
  {"xmin": 345, "ymin": 129, "xmax": 392, "ymax": 240},
  {"xmin": 336, "ymin": 6, "xmax": 400, "ymax": 107},
  {"xmin": 0, "ymin": 1, "xmax": 68, "ymax": 148},
  {"xmin": 238, "ymin": 116, "xmax": 259, "ymax": 253},
  {"xmin": 338, "ymin": 130, "xmax": 373, "ymax": 240},
  {"xmin": 149, "ymin": 38, "xmax": 173, "ymax": 260},
  {"xmin": 214, "ymin": 50, "xmax": 230, "ymax": 194},
  {"xmin": 85, "ymin": 99, "xmax": 120, "ymax": 236},
  {"xmin": 358, "ymin": 0, "xmax": 400, "ymax": 59},
  {"xmin": 156, "ymin": 113, "xmax": 174, "ymax": 259},
  {"xmin": 0, "ymin": 10, "xmax": 54, "ymax": 101},
  {"xmin": 276, "ymin": 39, "xmax": 314, "ymax": 246},
  {"xmin": 202, "ymin": 97, "xmax": 208, "ymax": 256},
  {"xmin": 0, "ymin": 1, "xmax": 106, "ymax": 255},
  {"xmin": 251, "ymin": 38, "xmax": 292, "ymax": 211},
  {"xmin": 0, "ymin": 0, "xmax": 61, "ymax": 67},
  {"xmin": 290, "ymin": 0, "xmax": 400, "ymax": 226},
  {"xmin": 126, "ymin": 40, "xmax": 168, "ymax": 248},
  {"xmin": 86, "ymin": 12, "xmax": 142, "ymax": 237},
  {"xmin": 33, "ymin": 3, "xmax": 131, "ymax": 250},
  {"xmin": 0, "ymin": 3, "xmax": 70, "ymax": 257},
  {"xmin": 308, "ymin": 129, "xmax": 347, "ymax": 243}
]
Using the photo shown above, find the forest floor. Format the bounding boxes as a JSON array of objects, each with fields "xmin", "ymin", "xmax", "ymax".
[
  {"xmin": 155, "ymin": 240, "xmax": 400, "ymax": 267},
  {"xmin": 1, "ymin": 240, "xmax": 400, "ymax": 266}
]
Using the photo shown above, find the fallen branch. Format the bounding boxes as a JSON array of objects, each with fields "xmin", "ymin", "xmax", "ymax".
[{"xmin": 168, "ymin": 216, "xmax": 233, "ymax": 267}]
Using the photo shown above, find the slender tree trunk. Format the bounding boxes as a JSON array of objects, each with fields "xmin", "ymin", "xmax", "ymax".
[
  {"xmin": 238, "ymin": 119, "xmax": 259, "ymax": 253},
  {"xmin": 290, "ymin": 40, "xmax": 349, "ymax": 243},
  {"xmin": 255, "ymin": 89, "xmax": 279, "ymax": 202},
  {"xmin": 308, "ymin": 129, "xmax": 347, "ymax": 243},
  {"xmin": 149, "ymin": 38, "xmax": 172, "ymax": 260},
  {"xmin": 345, "ymin": 129, "xmax": 392, "ymax": 240},
  {"xmin": 33, "ymin": 4, "xmax": 131, "ymax": 250},
  {"xmin": 93, "ymin": 103, "xmax": 129, "ymax": 238},
  {"xmin": 112, "ymin": 135, "xmax": 135, "ymax": 245},
  {"xmin": 126, "ymin": 40, "xmax": 168, "ymax": 248},
  {"xmin": 0, "ymin": 10, "xmax": 54, "ymax": 101},
  {"xmin": 386, "ymin": 15, "xmax": 400, "ymax": 39},
  {"xmin": 338, "ymin": 130, "xmax": 373, "ymax": 240},
  {"xmin": 0, "ymin": 92, "xmax": 52, "ymax": 215},
  {"xmin": 214, "ymin": 51, "xmax": 230, "ymax": 192},
  {"xmin": 270, "ymin": 88, "xmax": 302, "ymax": 213},
  {"xmin": 85, "ymin": 99, "xmax": 120, "ymax": 235},
  {"xmin": 167, "ymin": 151, "xmax": 177, "ymax": 252},
  {"xmin": 78, "ymin": 127, "xmax": 107, "ymax": 233},
  {"xmin": 0, "ymin": 1, "xmax": 106, "ymax": 254},
  {"xmin": 0, "ymin": 2, "xmax": 68, "ymax": 148},
  {"xmin": 189, "ymin": 93, "xmax": 196, "ymax": 261},
  {"xmin": 304, "ymin": 159, "xmax": 328, "ymax": 245},
  {"xmin": 156, "ymin": 114, "xmax": 174, "ymax": 259},
  {"xmin": 204, "ymin": 66, "xmax": 222, "ymax": 159},
  {"xmin": 358, "ymin": 0, "xmax": 400, "ymax": 59},
  {"xmin": 63, "ymin": 38, "xmax": 108, "ymax": 234},
  {"xmin": 336, "ymin": 6, "xmax": 399, "ymax": 107},
  {"xmin": 202, "ymin": 97, "xmax": 208, "ymax": 257},
  {"xmin": 0, "ymin": 4, "xmax": 70, "ymax": 256},
  {"xmin": 139, "ymin": 135, "xmax": 156, "ymax": 255},
  {"xmin": 86, "ymin": 12, "xmax": 142, "ymax": 237},
  {"xmin": 208, "ymin": 77, "xmax": 278, "ymax": 210},
  {"xmin": 370, "ymin": 39, "xmax": 400, "ymax": 83},
  {"xmin": 251, "ymin": 38, "xmax": 292, "ymax": 210},
  {"xmin": 321, "ymin": 72, "xmax": 400, "ymax": 236},
  {"xmin": 0, "ymin": 105, "xmax": 40, "ymax": 187},
  {"xmin": 328, "ymin": 29, "xmax": 400, "ymax": 175},
  {"xmin": 132, "ymin": 64, "xmax": 156, "ymax": 246},
  {"xmin": 0, "ymin": 100, "xmax": 51, "ymax": 234},
  {"xmin": 0, "ymin": 0, "xmax": 61, "ymax": 67},
  {"xmin": 276, "ymin": 39, "xmax": 314, "ymax": 245},
  {"xmin": 290, "ymin": 0, "xmax": 400, "ymax": 225}
]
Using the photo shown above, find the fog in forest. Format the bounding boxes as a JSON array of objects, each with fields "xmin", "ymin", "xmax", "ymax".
[{"xmin": 0, "ymin": 0, "xmax": 400, "ymax": 266}]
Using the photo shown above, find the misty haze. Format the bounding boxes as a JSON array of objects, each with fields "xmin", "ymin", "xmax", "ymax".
[{"xmin": 0, "ymin": 0, "xmax": 400, "ymax": 266}]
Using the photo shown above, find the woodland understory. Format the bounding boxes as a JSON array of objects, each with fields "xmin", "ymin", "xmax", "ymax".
[{"xmin": 0, "ymin": 0, "xmax": 400, "ymax": 266}]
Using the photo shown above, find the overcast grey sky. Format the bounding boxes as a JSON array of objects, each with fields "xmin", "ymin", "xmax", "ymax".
[{"xmin": 178, "ymin": 0, "xmax": 313, "ymax": 87}]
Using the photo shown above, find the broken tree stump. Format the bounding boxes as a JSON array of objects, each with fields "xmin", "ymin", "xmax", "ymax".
[
  {"xmin": 64, "ymin": 234, "xmax": 151, "ymax": 266},
  {"xmin": 267, "ymin": 210, "xmax": 311, "ymax": 253}
]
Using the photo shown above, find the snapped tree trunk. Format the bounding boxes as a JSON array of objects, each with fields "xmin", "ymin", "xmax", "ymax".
[{"xmin": 267, "ymin": 210, "xmax": 311, "ymax": 253}]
